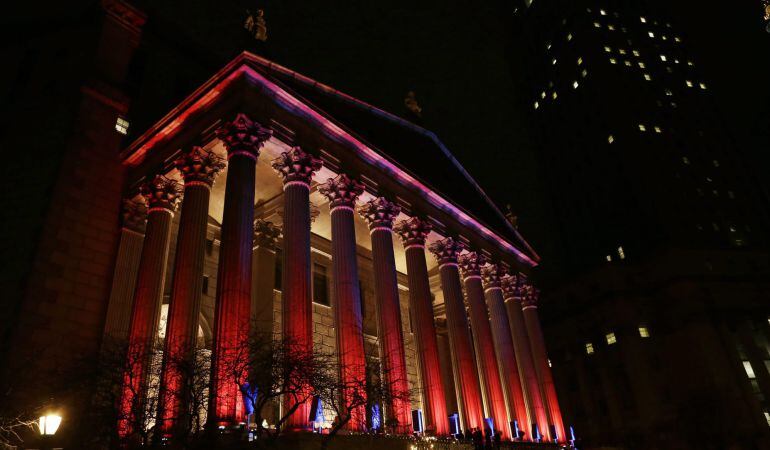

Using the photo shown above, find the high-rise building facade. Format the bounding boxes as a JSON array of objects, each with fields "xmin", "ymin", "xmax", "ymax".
[{"xmin": 507, "ymin": 1, "xmax": 770, "ymax": 448}]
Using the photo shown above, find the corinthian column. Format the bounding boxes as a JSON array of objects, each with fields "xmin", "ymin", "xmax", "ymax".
[
  {"xmin": 118, "ymin": 175, "xmax": 180, "ymax": 438},
  {"xmin": 209, "ymin": 114, "xmax": 272, "ymax": 428},
  {"xmin": 252, "ymin": 219, "xmax": 281, "ymax": 337},
  {"xmin": 319, "ymin": 174, "xmax": 367, "ymax": 431},
  {"xmin": 394, "ymin": 217, "xmax": 449, "ymax": 436},
  {"xmin": 103, "ymin": 199, "xmax": 146, "ymax": 342},
  {"xmin": 458, "ymin": 252, "xmax": 510, "ymax": 440},
  {"xmin": 272, "ymin": 146, "xmax": 323, "ymax": 431},
  {"xmin": 358, "ymin": 197, "xmax": 412, "ymax": 434},
  {"xmin": 481, "ymin": 263, "xmax": 529, "ymax": 440},
  {"xmin": 521, "ymin": 285, "xmax": 565, "ymax": 443},
  {"xmin": 158, "ymin": 147, "xmax": 224, "ymax": 437},
  {"xmin": 500, "ymin": 275, "xmax": 548, "ymax": 441},
  {"xmin": 428, "ymin": 238, "xmax": 484, "ymax": 433}
]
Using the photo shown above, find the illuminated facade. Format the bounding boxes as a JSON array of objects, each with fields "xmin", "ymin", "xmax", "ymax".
[{"xmin": 0, "ymin": 2, "xmax": 569, "ymax": 446}]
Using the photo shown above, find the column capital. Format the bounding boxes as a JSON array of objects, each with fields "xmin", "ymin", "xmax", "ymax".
[
  {"xmin": 175, "ymin": 146, "xmax": 225, "ymax": 187},
  {"xmin": 140, "ymin": 175, "xmax": 181, "ymax": 213},
  {"xmin": 254, "ymin": 219, "xmax": 282, "ymax": 249},
  {"xmin": 458, "ymin": 251, "xmax": 487, "ymax": 279},
  {"xmin": 318, "ymin": 173, "xmax": 364, "ymax": 210},
  {"xmin": 215, "ymin": 113, "xmax": 272, "ymax": 160},
  {"xmin": 500, "ymin": 274, "xmax": 519, "ymax": 300},
  {"xmin": 481, "ymin": 263, "xmax": 507, "ymax": 289},
  {"xmin": 271, "ymin": 146, "xmax": 323, "ymax": 186},
  {"xmin": 394, "ymin": 216, "xmax": 432, "ymax": 248},
  {"xmin": 357, "ymin": 197, "xmax": 400, "ymax": 230},
  {"xmin": 428, "ymin": 237, "xmax": 465, "ymax": 266},
  {"xmin": 121, "ymin": 198, "xmax": 147, "ymax": 233},
  {"xmin": 521, "ymin": 285, "xmax": 539, "ymax": 309}
]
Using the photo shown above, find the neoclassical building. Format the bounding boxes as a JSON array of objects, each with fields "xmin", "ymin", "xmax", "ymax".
[{"xmin": 101, "ymin": 52, "xmax": 565, "ymax": 443}]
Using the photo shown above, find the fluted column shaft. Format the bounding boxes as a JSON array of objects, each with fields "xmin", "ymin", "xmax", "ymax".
[
  {"xmin": 158, "ymin": 147, "xmax": 224, "ymax": 436},
  {"xmin": 209, "ymin": 153, "xmax": 256, "ymax": 426},
  {"xmin": 118, "ymin": 177, "xmax": 179, "ymax": 438},
  {"xmin": 460, "ymin": 266, "xmax": 510, "ymax": 440},
  {"xmin": 331, "ymin": 206, "xmax": 368, "ymax": 430},
  {"xmin": 404, "ymin": 245, "xmax": 448, "ymax": 435},
  {"xmin": 370, "ymin": 227, "xmax": 412, "ymax": 433},
  {"xmin": 502, "ymin": 282, "xmax": 548, "ymax": 441},
  {"xmin": 483, "ymin": 283, "xmax": 529, "ymax": 439},
  {"xmin": 438, "ymin": 262, "xmax": 484, "ymax": 432},
  {"xmin": 522, "ymin": 292, "xmax": 565, "ymax": 443}
]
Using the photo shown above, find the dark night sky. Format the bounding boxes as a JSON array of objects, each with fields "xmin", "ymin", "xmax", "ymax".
[{"xmin": 10, "ymin": 0, "xmax": 770, "ymax": 261}]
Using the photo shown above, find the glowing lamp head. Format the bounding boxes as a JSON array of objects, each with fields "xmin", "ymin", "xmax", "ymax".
[{"xmin": 38, "ymin": 414, "xmax": 62, "ymax": 436}]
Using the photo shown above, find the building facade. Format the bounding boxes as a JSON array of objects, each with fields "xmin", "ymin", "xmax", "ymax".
[
  {"xmin": 0, "ymin": 2, "xmax": 567, "ymax": 447},
  {"xmin": 506, "ymin": 0, "xmax": 770, "ymax": 448}
]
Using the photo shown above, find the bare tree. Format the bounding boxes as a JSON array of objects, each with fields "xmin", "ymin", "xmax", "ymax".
[{"xmin": 317, "ymin": 356, "xmax": 414, "ymax": 449}]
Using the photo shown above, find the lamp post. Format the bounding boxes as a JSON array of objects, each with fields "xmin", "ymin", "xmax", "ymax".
[{"xmin": 38, "ymin": 414, "xmax": 62, "ymax": 450}]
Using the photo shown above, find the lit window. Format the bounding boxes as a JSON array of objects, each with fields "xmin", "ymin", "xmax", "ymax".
[
  {"xmin": 665, "ymin": 89, "xmax": 672, "ymax": 96},
  {"xmin": 609, "ymin": 58, "xmax": 617, "ymax": 64},
  {"xmin": 617, "ymin": 246, "xmax": 625, "ymax": 259},
  {"xmin": 573, "ymin": 81, "xmax": 579, "ymax": 89},
  {"xmin": 682, "ymin": 156, "xmax": 690, "ymax": 164},
  {"xmin": 533, "ymin": 101, "xmax": 539, "ymax": 110},
  {"xmin": 640, "ymin": 16, "xmax": 647, "ymax": 23},
  {"xmin": 744, "ymin": 361, "xmax": 757, "ymax": 379},
  {"xmin": 607, "ymin": 135, "xmax": 614, "ymax": 144},
  {"xmin": 548, "ymin": 359, "xmax": 553, "ymax": 367},
  {"xmin": 644, "ymin": 74, "xmax": 651, "ymax": 80},
  {"xmin": 604, "ymin": 46, "xmax": 611, "ymax": 52},
  {"xmin": 624, "ymin": 60, "xmax": 632, "ymax": 66},
  {"xmin": 552, "ymin": 92, "xmax": 558, "ymax": 99},
  {"xmin": 700, "ymin": 82, "xmax": 707, "ymax": 90},
  {"xmin": 546, "ymin": 42, "xmax": 551, "ymax": 50},
  {"xmin": 594, "ymin": 22, "xmax": 601, "ymax": 28},
  {"xmin": 661, "ymin": 35, "xmax": 668, "ymax": 41},
  {"xmin": 606, "ymin": 255, "xmax": 612, "ymax": 262},
  {"xmin": 675, "ymin": 36, "xmax": 681, "ymax": 42},
  {"xmin": 600, "ymin": 9, "xmax": 606, "ymax": 15},
  {"xmin": 648, "ymin": 31, "xmax": 655, "ymax": 38},
  {"xmin": 552, "ymin": 58, "xmax": 557, "ymax": 65},
  {"xmin": 541, "ymin": 91, "xmax": 546, "ymax": 99},
  {"xmin": 577, "ymin": 57, "xmax": 583, "ymax": 65},
  {"xmin": 632, "ymin": 50, "xmax": 640, "ymax": 56},
  {"xmin": 607, "ymin": 24, "xmax": 615, "ymax": 31},
  {"xmin": 638, "ymin": 124, "xmax": 646, "ymax": 131},
  {"xmin": 654, "ymin": 126, "xmax": 662, "ymax": 133},
  {"xmin": 660, "ymin": 55, "xmax": 667, "ymax": 62},
  {"xmin": 687, "ymin": 60, "xmax": 694, "ymax": 66},
  {"xmin": 638, "ymin": 326, "xmax": 650, "ymax": 338},
  {"xmin": 606, "ymin": 332, "xmax": 617, "ymax": 345},
  {"xmin": 619, "ymin": 48, "xmax": 626, "ymax": 55},
  {"xmin": 586, "ymin": 343, "xmax": 595, "ymax": 354},
  {"xmin": 686, "ymin": 80, "xmax": 694, "ymax": 87},
  {"xmin": 638, "ymin": 62, "xmax": 646, "ymax": 68},
  {"xmin": 567, "ymin": 33, "xmax": 573, "ymax": 41},
  {"xmin": 115, "ymin": 117, "xmax": 129, "ymax": 135},
  {"xmin": 765, "ymin": 411, "xmax": 770, "ymax": 427},
  {"xmin": 581, "ymin": 69, "xmax": 588, "ymax": 77}
]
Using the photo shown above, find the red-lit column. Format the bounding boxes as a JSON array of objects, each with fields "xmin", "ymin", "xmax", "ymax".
[
  {"xmin": 394, "ymin": 217, "xmax": 449, "ymax": 436},
  {"xmin": 427, "ymin": 238, "xmax": 484, "ymax": 433},
  {"xmin": 208, "ymin": 114, "xmax": 272, "ymax": 428},
  {"xmin": 319, "ymin": 174, "xmax": 368, "ymax": 431},
  {"xmin": 500, "ymin": 275, "xmax": 548, "ymax": 441},
  {"xmin": 458, "ymin": 252, "xmax": 510, "ymax": 440},
  {"xmin": 118, "ymin": 175, "xmax": 180, "ymax": 438},
  {"xmin": 271, "ymin": 146, "xmax": 323, "ymax": 431},
  {"xmin": 521, "ymin": 284, "xmax": 566, "ymax": 443},
  {"xmin": 358, "ymin": 197, "xmax": 412, "ymax": 433},
  {"xmin": 158, "ymin": 147, "xmax": 224, "ymax": 437},
  {"xmin": 481, "ymin": 263, "xmax": 529, "ymax": 440}
]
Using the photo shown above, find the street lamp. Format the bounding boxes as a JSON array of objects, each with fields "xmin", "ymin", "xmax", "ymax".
[{"xmin": 38, "ymin": 414, "xmax": 62, "ymax": 450}]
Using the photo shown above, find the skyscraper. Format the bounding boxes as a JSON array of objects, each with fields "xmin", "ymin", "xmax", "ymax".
[{"xmin": 507, "ymin": 1, "xmax": 770, "ymax": 448}]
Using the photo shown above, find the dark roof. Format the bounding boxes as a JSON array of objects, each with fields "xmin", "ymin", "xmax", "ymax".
[{"xmin": 248, "ymin": 59, "xmax": 538, "ymax": 261}]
